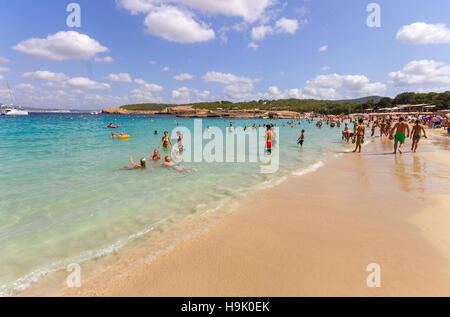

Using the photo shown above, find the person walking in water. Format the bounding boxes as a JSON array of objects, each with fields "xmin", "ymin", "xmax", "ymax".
[
  {"xmin": 410, "ymin": 120, "xmax": 427, "ymax": 153},
  {"xmin": 159, "ymin": 131, "xmax": 172, "ymax": 150},
  {"xmin": 352, "ymin": 119, "xmax": 365, "ymax": 153},
  {"xmin": 297, "ymin": 129, "xmax": 305, "ymax": 147},
  {"xmin": 266, "ymin": 125, "xmax": 272, "ymax": 153},
  {"xmin": 390, "ymin": 117, "xmax": 410, "ymax": 154}
]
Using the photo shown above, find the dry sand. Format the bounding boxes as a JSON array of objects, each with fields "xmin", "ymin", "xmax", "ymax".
[{"xmin": 69, "ymin": 132, "xmax": 450, "ymax": 297}]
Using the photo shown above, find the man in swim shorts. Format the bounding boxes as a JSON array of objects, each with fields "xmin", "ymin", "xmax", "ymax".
[
  {"xmin": 390, "ymin": 117, "xmax": 410, "ymax": 154},
  {"xmin": 266, "ymin": 125, "xmax": 272, "ymax": 153},
  {"xmin": 297, "ymin": 129, "xmax": 305, "ymax": 147}
]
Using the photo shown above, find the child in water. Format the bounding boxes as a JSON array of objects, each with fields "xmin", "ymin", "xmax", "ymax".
[{"xmin": 297, "ymin": 130, "xmax": 305, "ymax": 147}]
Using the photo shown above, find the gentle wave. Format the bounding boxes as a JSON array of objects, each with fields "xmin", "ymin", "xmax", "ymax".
[
  {"xmin": 0, "ymin": 224, "xmax": 155, "ymax": 297},
  {"xmin": 292, "ymin": 161, "xmax": 325, "ymax": 176}
]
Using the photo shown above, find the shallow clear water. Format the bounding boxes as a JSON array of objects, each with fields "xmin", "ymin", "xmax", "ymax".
[{"xmin": 0, "ymin": 113, "xmax": 348, "ymax": 295}]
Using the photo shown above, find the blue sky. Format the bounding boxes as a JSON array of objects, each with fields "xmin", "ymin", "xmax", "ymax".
[{"xmin": 0, "ymin": 0, "xmax": 450, "ymax": 109}]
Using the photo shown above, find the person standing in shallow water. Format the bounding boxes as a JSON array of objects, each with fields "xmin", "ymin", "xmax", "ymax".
[
  {"xmin": 352, "ymin": 119, "xmax": 365, "ymax": 153},
  {"xmin": 159, "ymin": 131, "xmax": 172, "ymax": 151},
  {"xmin": 297, "ymin": 130, "xmax": 305, "ymax": 147},
  {"xmin": 266, "ymin": 125, "xmax": 272, "ymax": 154},
  {"xmin": 390, "ymin": 117, "xmax": 410, "ymax": 154}
]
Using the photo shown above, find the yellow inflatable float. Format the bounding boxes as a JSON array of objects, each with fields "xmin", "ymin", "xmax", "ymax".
[{"xmin": 118, "ymin": 134, "xmax": 130, "ymax": 140}]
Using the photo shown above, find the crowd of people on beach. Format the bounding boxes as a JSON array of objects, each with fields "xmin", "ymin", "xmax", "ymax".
[
  {"xmin": 316, "ymin": 114, "xmax": 449, "ymax": 154},
  {"xmin": 110, "ymin": 113, "xmax": 449, "ymax": 172}
]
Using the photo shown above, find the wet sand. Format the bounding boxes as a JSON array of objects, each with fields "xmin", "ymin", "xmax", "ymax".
[{"xmin": 75, "ymin": 132, "xmax": 450, "ymax": 297}]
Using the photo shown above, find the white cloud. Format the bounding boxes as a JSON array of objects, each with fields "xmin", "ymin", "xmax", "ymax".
[
  {"xmin": 275, "ymin": 18, "xmax": 299, "ymax": 34},
  {"xmin": 0, "ymin": 56, "xmax": 9, "ymax": 63},
  {"xmin": 94, "ymin": 56, "xmax": 114, "ymax": 63},
  {"xmin": 224, "ymin": 83, "xmax": 254, "ymax": 100},
  {"xmin": 202, "ymin": 71, "xmax": 255, "ymax": 84},
  {"xmin": 389, "ymin": 60, "xmax": 450, "ymax": 86},
  {"xmin": 117, "ymin": 0, "xmax": 156, "ymax": 15},
  {"xmin": 251, "ymin": 25, "xmax": 273, "ymax": 41},
  {"xmin": 251, "ymin": 17, "xmax": 299, "ymax": 41},
  {"xmin": 22, "ymin": 70, "xmax": 69, "ymax": 82},
  {"xmin": 0, "ymin": 74, "xmax": 4, "ymax": 80},
  {"xmin": 416, "ymin": 86, "xmax": 450, "ymax": 93},
  {"xmin": 130, "ymin": 79, "xmax": 163, "ymax": 102},
  {"xmin": 15, "ymin": 83, "xmax": 36, "ymax": 90},
  {"xmin": 107, "ymin": 73, "xmax": 132, "ymax": 83},
  {"xmin": 13, "ymin": 31, "xmax": 108, "ymax": 61},
  {"xmin": 173, "ymin": 73, "xmax": 194, "ymax": 80},
  {"xmin": 162, "ymin": 66, "xmax": 170, "ymax": 72},
  {"xmin": 202, "ymin": 71, "xmax": 258, "ymax": 100},
  {"xmin": 318, "ymin": 45, "xmax": 328, "ymax": 52},
  {"xmin": 130, "ymin": 78, "xmax": 164, "ymax": 102},
  {"xmin": 0, "ymin": 67, "xmax": 10, "ymax": 72},
  {"xmin": 143, "ymin": 5, "xmax": 215, "ymax": 43},
  {"xmin": 259, "ymin": 86, "xmax": 306, "ymax": 100},
  {"xmin": 134, "ymin": 78, "xmax": 164, "ymax": 91},
  {"xmin": 260, "ymin": 73, "xmax": 386, "ymax": 100},
  {"xmin": 21, "ymin": 71, "xmax": 111, "ymax": 91},
  {"xmin": 150, "ymin": 60, "xmax": 157, "ymax": 64},
  {"xmin": 396, "ymin": 22, "xmax": 450, "ymax": 44},
  {"xmin": 304, "ymin": 74, "xmax": 386, "ymax": 99},
  {"xmin": 118, "ymin": 0, "xmax": 275, "ymax": 23},
  {"xmin": 67, "ymin": 77, "xmax": 111, "ymax": 90},
  {"xmin": 248, "ymin": 42, "xmax": 259, "ymax": 50},
  {"xmin": 321, "ymin": 66, "xmax": 331, "ymax": 71},
  {"xmin": 171, "ymin": 87, "xmax": 210, "ymax": 103}
]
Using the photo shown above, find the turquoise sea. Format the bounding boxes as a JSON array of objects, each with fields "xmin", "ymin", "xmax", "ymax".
[{"xmin": 0, "ymin": 113, "xmax": 350, "ymax": 296}]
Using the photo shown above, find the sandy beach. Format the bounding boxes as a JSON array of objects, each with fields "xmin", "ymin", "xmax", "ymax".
[{"xmin": 58, "ymin": 129, "xmax": 449, "ymax": 297}]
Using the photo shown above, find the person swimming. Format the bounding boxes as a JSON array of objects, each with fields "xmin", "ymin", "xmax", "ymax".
[
  {"xmin": 163, "ymin": 156, "xmax": 197, "ymax": 173},
  {"xmin": 122, "ymin": 156, "xmax": 147, "ymax": 169}
]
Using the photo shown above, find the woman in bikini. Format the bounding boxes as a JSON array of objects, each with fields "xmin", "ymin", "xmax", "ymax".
[
  {"xmin": 159, "ymin": 131, "xmax": 172, "ymax": 151},
  {"xmin": 352, "ymin": 119, "xmax": 365, "ymax": 153},
  {"xmin": 411, "ymin": 120, "xmax": 427, "ymax": 153}
]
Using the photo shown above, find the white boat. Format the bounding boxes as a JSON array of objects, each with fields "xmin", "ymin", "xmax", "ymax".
[
  {"xmin": 90, "ymin": 111, "xmax": 100, "ymax": 115},
  {"xmin": 6, "ymin": 108, "xmax": 29, "ymax": 116},
  {"xmin": 1, "ymin": 105, "xmax": 28, "ymax": 116},
  {"xmin": 1, "ymin": 83, "xmax": 29, "ymax": 116}
]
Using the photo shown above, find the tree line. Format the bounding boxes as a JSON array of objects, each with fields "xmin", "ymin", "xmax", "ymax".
[{"xmin": 120, "ymin": 91, "xmax": 450, "ymax": 115}]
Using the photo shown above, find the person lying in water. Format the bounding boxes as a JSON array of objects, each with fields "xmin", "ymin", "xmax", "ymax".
[
  {"xmin": 122, "ymin": 156, "xmax": 147, "ymax": 169},
  {"xmin": 163, "ymin": 156, "xmax": 197, "ymax": 173},
  {"xmin": 151, "ymin": 149, "xmax": 162, "ymax": 160}
]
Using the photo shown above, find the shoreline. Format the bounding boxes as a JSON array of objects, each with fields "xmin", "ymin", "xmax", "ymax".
[{"xmin": 56, "ymin": 131, "xmax": 450, "ymax": 297}]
